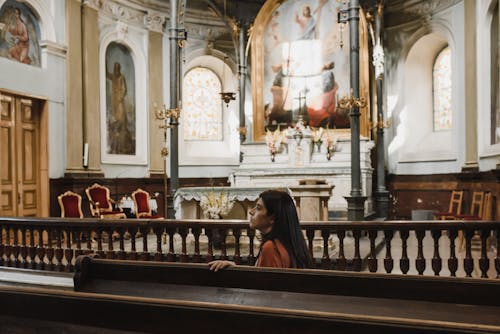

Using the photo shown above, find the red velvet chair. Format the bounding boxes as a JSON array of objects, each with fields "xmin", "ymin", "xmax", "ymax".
[
  {"xmin": 131, "ymin": 188, "xmax": 162, "ymax": 219},
  {"xmin": 85, "ymin": 183, "xmax": 126, "ymax": 219},
  {"xmin": 58, "ymin": 191, "xmax": 83, "ymax": 218}
]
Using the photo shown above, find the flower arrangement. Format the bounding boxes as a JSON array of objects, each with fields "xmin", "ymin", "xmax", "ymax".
[
  {"xmin": 200, "ymin": 191, "xmax": 234, "ymax": 219},
  {"xmin": 265, "ymin": 126, "xmax": 285, "ymax": 162},
  {"xmin": 322, "ymin": 129, "xmax": 338, "ymax": 160},
  {"xmin": 311, "ymin": 127, "xmax": 324, "ymax": 152}
]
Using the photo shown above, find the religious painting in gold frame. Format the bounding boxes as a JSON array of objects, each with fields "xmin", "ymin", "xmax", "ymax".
[{"xmin": 251, "ymin": 0, "xmax": 370, "ymax": 141}]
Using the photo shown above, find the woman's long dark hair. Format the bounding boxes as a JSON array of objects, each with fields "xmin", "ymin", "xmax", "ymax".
[{"xmin": 259, "ymin": 190, "xmax": 312, "ymax": 268}]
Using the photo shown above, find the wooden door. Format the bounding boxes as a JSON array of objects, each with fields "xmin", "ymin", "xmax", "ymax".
[{"xmin": 0, "ymin": 92, "xmax": 41, "ymax": 217}]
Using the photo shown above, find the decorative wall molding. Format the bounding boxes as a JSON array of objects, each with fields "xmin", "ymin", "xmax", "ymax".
[
  {"xmin": 102, "ymin": 1, "xmax": 143, "ymax": 26},
  {"xmin": 83, "ymin": 0, "xmax": 102, "ymax": 11},
  {"xmin": 144, "ymin": 10, "xmax": 165, "ymax": 33},
  {"xmin": 40, "ymin": 40, "xmax": 67, "ymax": 58},
  {"xmin": 115, "ymin": 20, "xmax": 128, "ymax": 40}
]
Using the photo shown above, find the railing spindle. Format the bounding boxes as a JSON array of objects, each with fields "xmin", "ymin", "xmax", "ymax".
[
  {"xmin": 400, "ymin": 229, "xmax": 410, "ymax": 274},
  {"xmin": 154, "ymin": 226, "xmax": 163, "ymax": 262},
  {"xmin": 479, "ymin": 229, "xmax": 489, "ymax": 278},
  {"xmin": 46, "ymin": 228, "xmax": 55, "ymax": 271},
  {"xmin": 117, "ymin": 228, "xmax": 126, "ymax": 260},
  {"xmin": 431, "ymin": 229, "xmax": 442, "ymax": 276},
  {"xmin": 140, "ymin": 227, "xmax": 149, "ymax": 261},
  {"xmin": 64, "ymin": 227, "xmax": 73, "ymax": 272},
  {"xmin": 179, "ymin": 227, "xmax": 189, "ymax": 262},
  {"xmin": 129, "ymin": 227, "xmax": 137, "ymax": 261},
  {"xmin": 383, "ymin": 230, "xmax": 393, "ymax": 273},
  {"xmin": 36, "ymin": 228, "xmax": 45, "ymax": 270},
  {"xmin": 247, "ymin": 228, "xmax": 256, "ymax": 265},
  {"xmin": 54, "ymin": 228, "xmax": 64, "ymax": 271},
  {"xmin": 19, "ymin": 227, "xmax": 27, "ymax": 268},
  {"xmin": 219, "ymin": 228, "xmax": 228, "ymax": 261},
  {"xmin": 464, "ymin": 229, "xmax": 474, "ymax": 277},
  {"xmin": 321, "ymin": 229, "xmax": 331, "ymax": 270},
  {"xmin": 27, "ymin": 228, "xmax": 35, "ymax": 269},
  {"xmin": 337, "ymin": 229, "xmax": 346, "ymax": 271},
  {"xmin": 352, "ymin": 229, "xmax": 361, "ymax": 272},
  {"xmin": 368, "ymin": 230, "xmax": 377, "ymax": 273},
  {"xmin": 12, "ymin": 227, "xmax": 20, "ymax": 267},
  {"xmin": 166, "ymin": 227, "xmax": 176, "ymax": 262},
  {"xmin": 0, "ymin": 226, "xmax": 5, "ymax": 267},
  {"xmin": 233, "ymin": 228, "xmax": 242, "ymax": 265},
  {"xmin": 106, "ymin": 228, "xmax": 115, "ymax": 260},
  {"xmin": 448, "ymin": 229, "xmax": 458, "ymax": 277},
  {"xmin": 205, "ymin": 228, "xmax": 214, "ymax": 263},
  {"xmin": 306, "ymin": 229, "xmax": 315, "ymax": 268},
  {"xmin": 192, "ymin": 227, "xmax": 201, "ymax": 263}
]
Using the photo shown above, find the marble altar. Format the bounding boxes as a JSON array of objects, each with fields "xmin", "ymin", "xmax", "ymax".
[{"xmin": 230, "ymin": 132, "xmax": 374, "ymax": 218}]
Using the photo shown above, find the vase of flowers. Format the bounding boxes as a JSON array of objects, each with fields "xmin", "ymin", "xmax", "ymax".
[
  {"xmin": 200, "ymin": 191, "xmax": 234, "ymax": 219},
  {"xmin": 265, "ymin": 126, "xmax": 285, "ymax": 162}
]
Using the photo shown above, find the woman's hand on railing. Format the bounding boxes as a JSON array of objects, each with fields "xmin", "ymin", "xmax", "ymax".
[{"xmin": 208, "ymin": 260, "xmax": 235, "ymax": 272}]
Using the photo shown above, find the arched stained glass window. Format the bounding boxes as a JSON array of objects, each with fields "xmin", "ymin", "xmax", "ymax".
[
  {"xmin": 183, "ymin": 67, "xmax": 223, "ymax": 141},
  {"xmin": 433, "ymin": 46, "xmax": 452, "ymax": 131}
]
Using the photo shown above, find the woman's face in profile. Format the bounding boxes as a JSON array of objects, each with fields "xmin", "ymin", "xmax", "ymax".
[{"xmin": 249, "ymin": 198, "xmax": 273, "ymax": 234}]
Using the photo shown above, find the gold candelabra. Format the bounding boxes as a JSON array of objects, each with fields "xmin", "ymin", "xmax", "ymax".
[
  {"xmin": 154, "ymin": 103, "xmax": 181, "ymax": 129},
  {"xmin": 336, "ymin": 91, "xmax": 367, "ymax": 112}
]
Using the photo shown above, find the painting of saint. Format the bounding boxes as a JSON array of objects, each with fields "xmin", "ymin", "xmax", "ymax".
[
  {"xmin": 105, "ymin": 42, "xmax": 136, "ymax": 155},
  {"xmin": 0, "ymin": 0, "xmax": 40, "ymax": 66},
  {"xmin": 263, "ymin": 0, "xmax": 349, "ymax": 129}
]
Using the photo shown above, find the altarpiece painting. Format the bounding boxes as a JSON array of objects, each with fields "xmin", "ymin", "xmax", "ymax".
[
  {"xmin": 251, "ymin": 0, "xmax": 370, "ymax": 141},
  {"xmin": 105, "ymin": 42, "xmax": 136, "ymax": 156}
]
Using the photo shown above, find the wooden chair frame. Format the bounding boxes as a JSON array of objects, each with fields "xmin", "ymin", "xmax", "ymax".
[
  {"xmin": 85, "ymin": 183, "xmax": 126, "ymax": 219},
  {"xmin": 58, "ymin": 190, "xmax": 83, "ymax": 218}
]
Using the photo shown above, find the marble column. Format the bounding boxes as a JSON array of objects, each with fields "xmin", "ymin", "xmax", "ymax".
[
  {"xmin": 64, "ymin": 0, "xmax": 84, "ymax": 175},
  {"xmin": 462, "ymin": 0, "xmax": 479, "ymax": 172},
  {"xmin": 81, "ymin": 0, "xmax": 102, "ymax": 175}
]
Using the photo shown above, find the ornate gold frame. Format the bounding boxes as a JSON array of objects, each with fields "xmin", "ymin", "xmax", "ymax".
[{"xmin": 250, "ymin": 0, "xmax": 371, "ymax": 141}]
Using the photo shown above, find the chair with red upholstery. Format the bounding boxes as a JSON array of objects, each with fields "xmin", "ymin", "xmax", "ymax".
[
  {"xmin": 58, "ymin": 191, "xmax": 83, "ymax": 218},
  {"xmin": 131, "ymin": 188, "xmax": 162, "ymax": 219},
  {"xmin": 85, "ymin": 183, "xmax": 126, "ymax": 219},
  {"xmin": 433, "ymin": 190, "xmax": 464, "ymax": 220}
]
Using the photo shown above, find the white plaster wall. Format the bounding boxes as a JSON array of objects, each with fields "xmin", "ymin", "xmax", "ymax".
[
  {"xmin": 386, "ymin": 2, "xmax": 465, "ymax": 175},
  {"xmin": 477, "ymin": 0, "xmax": 500, "ymax": 170},
  {"xmin": 0, "ymin": 0, "xmax": 66, "ymax": 178}
]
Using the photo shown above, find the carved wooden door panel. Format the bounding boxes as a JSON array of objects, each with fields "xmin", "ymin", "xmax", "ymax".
[{"xmin": 0, "ymin": 93, "xmax": 40, "ymax": 217}]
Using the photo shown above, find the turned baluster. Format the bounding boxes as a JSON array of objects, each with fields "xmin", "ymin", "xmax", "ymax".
[
  {"xmin": 46, "ymin": 228, "xmax": 55, "ymax": 271},
  {"xmin": 337, "ymin": 230, "xmax": 346, "ymax": 271},
  {"xmin": 36, "ymin": 228, "xmax": 45, "ymax": 270},
  {"xmin": 247, "ymin": 228, "xmax": 256, "ymax": 265},
  {"xmin": 368, "ymin": 230, "xmax": 378, "ymax": 273},
  {"xmin": 464, "ymin": 229, "xmax": 474, "ymax": 277},
  {"xmin": 154, "ymin": 227, "xmax": 163, "ymax": 262},
  {"xmin": 4, "ymin": 228, "xmax": 13, "ymax": 267},
  {"xmin": 306, "ymin": 229, "xmax": 315, "ymax": 268},
  {"xmin": 479, "ymin": 229, "xmax": 489, "ymax": 278},
  {"xmin": 140, "ymin": 227, "xmax": 149, "ymax": 261},
  {"xmin": 166, "ymin": 227, "xmax": 176, "ymax": 262},
  {"xmin": 117, "ymin": 228, "xmax": 126, "ymax": 260},
  {"xmin": 192, "ymin": 227, "xmax": 202, "ymax": 263},
  {"xmin": 321, "ymin": 229, "xmax": 331, "ymax": 270},
  {"xmin": 106, "ymin": 228, "xmax": 115, "ymax": 260},
  {"xmin": 64, "ymin": 228, "xmax": 73, "ymax": 272},
  {"xmin": 399, "ymin": 229, "xmax": 410, "ymax": 274},
  {"xmin": 352, "ymin": 229, "xmax": 361, "ymax": 272},
  {"xmin": 431, "ymin": 229, "xmax": 442, "ymax": 276},
  {"xmin": 233, "ymin": 228, "xmax": 242, "ymax": 265},
  {"xmin": 448, "ymin": 229, "xmax": 458, "ymax": 276},
  {"xmin": 383, "ymin": 230, "xmax": 393, "ymax": 273},
  {"xmin": 54, "ymin": 228, "xmax": 64, "ymax": 271},
  {"xmin": 96, "ymin": 228, "xmax": 105, "ymax": 259},
  {"xmin": 129, "ymin": 227, "xmax": 137, "ymax": 261},
  {"xmin": 27, "ymin": 228, "xmax": 36, "ymax": 269},
  {"xmin": 220, "ymin": 228, "xmax": 229, "ymax": 261},
  {"xmin": 12, "ymin": 227, "xmax": 20, "ymax": 267},
  {"xmin": 85, "ymin": 229, "xmax": 92, "ymax": 255},
  {"xmin": 179, "ymin": 227, "xmax": 189, "ymax": 262},
  {"xmin": 74, "ymin": 228, "xmax": 83, "ymax": 259},
  {"xmin": 19, "ymin": 226, "xmax": 27, "ymax": 268},
  {"xmin": 415, "ymin": 229, "xmax": 426, "ymax": 275},
  {"xmin": 205, "ymin": 228, "xmax": 214, "ymax": 263}
]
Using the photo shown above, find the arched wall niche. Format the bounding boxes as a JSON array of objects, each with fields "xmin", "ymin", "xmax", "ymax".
[
  {"xmin": 180, "ymin": 52, "xmax": 239, "ymax": 167},
  {"xmin": 477, "ymin": 0, "xmax": 500, "ymax": 170},
  {"xmin": 98, "ymin": 23, "xmax": 148, "ymax": 169}
]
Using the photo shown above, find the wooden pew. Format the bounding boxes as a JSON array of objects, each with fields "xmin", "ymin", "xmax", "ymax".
[{"xmin": 1, "ymin": 255, "xmax": 499, "ymax": 334}]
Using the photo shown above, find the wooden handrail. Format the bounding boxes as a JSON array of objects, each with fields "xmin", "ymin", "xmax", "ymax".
[{"xmin": 0, "ymin": 217, "xmax": 498, "ymax": 278}]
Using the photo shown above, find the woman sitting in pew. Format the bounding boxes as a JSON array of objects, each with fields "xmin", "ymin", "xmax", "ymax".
[{"xmin": 209, "ymin": 190, "xmax": 312, "ymax": 271}]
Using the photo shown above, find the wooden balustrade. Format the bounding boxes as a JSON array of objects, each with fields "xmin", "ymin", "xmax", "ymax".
[{"xmin": 0, "ymin": 217, "xmax": 498, "ymax": 278}]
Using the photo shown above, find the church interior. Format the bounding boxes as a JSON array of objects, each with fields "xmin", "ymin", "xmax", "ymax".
[{"xmin": 0, "ymin": 0, "xmax": 499, "ymax": 332}]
